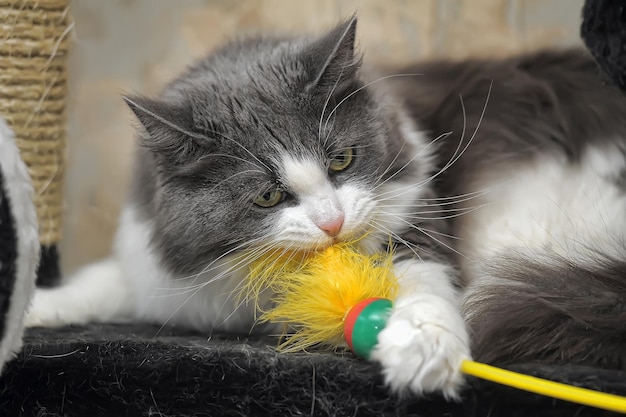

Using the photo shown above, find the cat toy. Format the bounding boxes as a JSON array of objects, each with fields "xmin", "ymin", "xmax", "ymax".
[{"xmin": 244, "ymin": 243, "xmax": 626, "ymax": 414}]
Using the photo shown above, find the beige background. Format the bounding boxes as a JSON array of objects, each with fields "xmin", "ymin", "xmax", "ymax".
[{"xmin": 62, "ymin": 0, "xmax": 585, "ymax": 273}]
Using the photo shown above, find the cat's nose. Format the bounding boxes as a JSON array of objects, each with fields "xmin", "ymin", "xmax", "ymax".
[
  {"xmin": 318, "ymin": 215, "xmax": 344, "ymax": 237},
  {"xmin": 308, "ymin": 195, "xmax": 344, "ymax": 237}
]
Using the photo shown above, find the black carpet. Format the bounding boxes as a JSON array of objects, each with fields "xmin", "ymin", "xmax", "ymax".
[{"xmin": 0, "ymin": 324, "xmax": 624, "ymax": 417}]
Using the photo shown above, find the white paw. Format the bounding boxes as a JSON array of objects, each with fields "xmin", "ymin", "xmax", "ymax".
[
  {"xmin": 25, "ymin": 259, "xmax": 132, "ymax": 328},
  {"xmin": 25, "ymin": 289, "xmax": 75, "ymax": 328},
  {"xmin": 369, "ymin": 297, "xmax": 470, "ymax": 399}
]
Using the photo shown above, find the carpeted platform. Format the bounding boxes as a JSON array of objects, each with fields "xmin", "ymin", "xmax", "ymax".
[{"xmin": 0, "ymin": 324, "xmax": 624, "ymax": 416}]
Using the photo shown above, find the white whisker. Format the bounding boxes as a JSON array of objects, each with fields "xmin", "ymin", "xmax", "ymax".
[
  {"xmin": 198, "ymin": 153, "xmax": 267, "ymax": 173},
  {"xmin": 374, "ymin": 84, "xmax": 492, "ymax": 205},
  {"xmin": 319, "ymin": 64, "xmax": 346, "ymax": 146},
  {"xmin": 323, "ymin": 73, "xmax": 423, "ymax": 137},
  {"xmin": 213, "ymin": 241, "xmax": 302, "ymax": 331},
  {"xmin": 392, "ymin": 202, "xmax": 493, "ymax": 217},
  {"xmin": 204, "ymin": 128, "xmax": 272, "ymax": 173},
  {"xmin": 373, "ymin": 131, "xmax": 451, "ymax": 191},
  {"xmin": 368, "ymin": 221, "xmax": 423, "ymax": 261}
]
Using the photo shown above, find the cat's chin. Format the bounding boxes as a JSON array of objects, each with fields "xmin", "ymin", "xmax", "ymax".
[
  {"xmin": 289, "ymin": 240, "xmax": 335, "ymax": 253},
  {"xmin": 292, "ymin": 234, "xmax": 373, "ymax": 254}
]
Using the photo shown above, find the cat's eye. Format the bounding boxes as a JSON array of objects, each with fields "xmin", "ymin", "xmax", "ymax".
[
  {"xmin": 329, "ymin": 148, "xmax": 354, "ymax": 172},
  {"xmin": 254, "ymin": 189, "xmax": 286, "ymax": 208}
]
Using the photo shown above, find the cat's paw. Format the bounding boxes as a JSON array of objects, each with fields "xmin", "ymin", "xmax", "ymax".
[
  {"xmin": 25, "ymin": 259, "xmax": 132, "ymax": 328},
  {"xmin": 24, "ymin": 289, "xmax": 81, "ymax": 328},
  {"xmin": 369, "ymin": 297, "xmax": 470, "ymax": 399}
]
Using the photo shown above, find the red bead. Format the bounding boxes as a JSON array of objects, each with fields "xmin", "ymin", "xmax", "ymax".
[{"xmin": 344, "ymin": 298, "xmax": 392, "ymax": 359}]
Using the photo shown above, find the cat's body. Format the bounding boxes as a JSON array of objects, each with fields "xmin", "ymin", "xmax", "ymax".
[
  {"xmin": 397, "ymin": 52, "xmax": 626, "ymax": 368},
  {"xmin": 27, "ymin": 19, "xmax": 626, "ymax": 397}
]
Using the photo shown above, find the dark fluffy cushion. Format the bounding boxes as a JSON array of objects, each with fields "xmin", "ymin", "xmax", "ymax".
[
  {"xmin": 581, "ymin": 0, "xmax": 626, "ymax": 92},
  {"xmin": 0, "ymin": 324, "xmax": 624, "ymax": 417},
  {"xmin": 0, "ymin": 118, "xmax": 38, "ymax": 375}
]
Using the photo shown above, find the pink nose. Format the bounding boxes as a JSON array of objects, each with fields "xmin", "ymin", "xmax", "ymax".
[{"xmin": 318, "ymin": 215, "xmax": 344, "ymax": 237}]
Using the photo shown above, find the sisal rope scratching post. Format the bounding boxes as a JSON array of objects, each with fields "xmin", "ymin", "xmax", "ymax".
[{"xmin": 0, "ymin": 0, "xmax": 72, "ymax": 286}]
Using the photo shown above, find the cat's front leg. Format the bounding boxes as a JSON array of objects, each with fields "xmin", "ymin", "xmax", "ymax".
[
  {"xmin": 369, "ymin": 259, "xmax": 470, "ymax": 399},
  {"xmin": 25, "ymin": 258, "xmax": 133, "ymax": 327}
]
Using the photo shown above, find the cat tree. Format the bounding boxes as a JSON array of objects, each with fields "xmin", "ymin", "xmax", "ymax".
[
  {"xmin": 0, "ymin": 1, "xmax": 624, "ymax": 416},
  {"xmin": 0, "ymin": 0, "xmax": 69, "ymax": 287}
]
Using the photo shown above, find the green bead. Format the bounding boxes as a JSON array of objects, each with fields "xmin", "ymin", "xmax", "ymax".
[{"xmin": 351, "ymin": 298, "xmax": 392, "ymax": 359}]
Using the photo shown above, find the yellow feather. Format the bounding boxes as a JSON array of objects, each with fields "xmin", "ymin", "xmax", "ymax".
[{"xmin": 243, "ymin": 243, "xmax": 398, "ymax": 352}]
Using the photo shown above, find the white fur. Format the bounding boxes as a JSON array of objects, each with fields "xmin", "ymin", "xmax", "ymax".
[
  {"xmin": 114, "ymin": 206, "xmax": 265, "ymax": 333},
  {"xmin": 27, "ymin": 205, "xmax": 267, "ymax": 334},
  {"xmin": 367, "ymin": 116, "xmax": 470, "ymax": 398},
  {"xmin": 0, "ymin": 118, "xmax": 39, "ymax": 372},
  {"xmin": 371, "ymin": 260, "xmax": 469, "ymax": 398},
  {"xmin": 458, "ymin": 145, "xmax": 626, "ymax": 275},
  {"xmin": 26, "ymin": 258, "xmax": 130, "ymax": 327},
  {"xmin": 371, "ymin": 112, "xmax": 436, "ymax": 234},
  {"xmin": 279, "ymin": 156, "xmax": 346, "ymax": 238},
  {"xmin": 275, "ymin": 154, "xmax": 378, "ymax": 248}
]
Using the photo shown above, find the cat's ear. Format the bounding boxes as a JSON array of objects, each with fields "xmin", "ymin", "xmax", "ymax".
[
  {"xmin": 304, "ymin": 16, "xmax": 361, "ymax": 92},
  {"xmin": 123, "ymin": 95, "xmax": 206, "ymax": 164}
]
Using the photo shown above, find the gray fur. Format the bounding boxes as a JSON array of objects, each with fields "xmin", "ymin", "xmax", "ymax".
[
  {"xmin": 394, "ymin": 50, "xmax": 626, "ymax": 197},
  {"xmin": 464, "ymin": 253, "xmax": 626, "ymax": 368},
  {"xmin": 393, "ymin": 50, "xmax": 626, "ymax": 368}
]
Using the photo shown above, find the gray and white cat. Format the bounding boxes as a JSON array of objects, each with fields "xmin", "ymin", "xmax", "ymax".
[{"xmin": 27, "ymin": 18, "xmax": 626, "ymax": 398}]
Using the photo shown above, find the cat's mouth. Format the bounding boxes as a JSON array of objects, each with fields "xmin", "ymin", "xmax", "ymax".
[
  {"xmin": 283, "ymin": 237, "xmax": 355, "ymax": 255},
  {"xmin": 313, "ymin": 228, "xmax": 373, "ymax": 252}
]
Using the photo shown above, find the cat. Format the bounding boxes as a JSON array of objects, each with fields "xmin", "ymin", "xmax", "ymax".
[{"xmin": 26, "ymin": 17, "xmax": 626, "ymax": 398}]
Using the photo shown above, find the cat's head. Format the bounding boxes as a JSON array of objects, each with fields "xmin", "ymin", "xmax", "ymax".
[{"xmin": 126, "ymin": 17, "xmax": 428, "ymax": 273}]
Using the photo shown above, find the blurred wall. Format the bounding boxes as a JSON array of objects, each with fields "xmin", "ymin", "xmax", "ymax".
[{"xmin": 62, "ymin": 0, "xmax": 585, "ymax": 273}]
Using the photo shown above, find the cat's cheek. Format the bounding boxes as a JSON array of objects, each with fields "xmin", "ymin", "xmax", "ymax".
[
  {"xmin": 332, "ymin": 184, "xmax": 377, "ymax": 237},
  {"xmin": 270, "ymin": 206, "xmax": 331, "ymax": 247}
]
